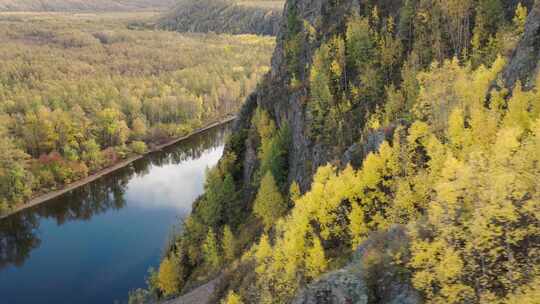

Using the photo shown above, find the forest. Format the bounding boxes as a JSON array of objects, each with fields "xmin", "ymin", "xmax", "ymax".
[
  {"xmin": 0, "ymin": 12, "xmax": 274, "ymax": 214},
  {"xmin": 158, "ymin": 0, "xmax": 284, "ymax": 35},
  {"xmin": 139, "ymin": 0, "xmax": 540, "ymax": 304}
]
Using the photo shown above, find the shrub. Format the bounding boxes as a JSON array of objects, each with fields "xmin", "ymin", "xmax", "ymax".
[{"xmin": 130, "ymin": 141, "xmax": 148, "ymax": 155}]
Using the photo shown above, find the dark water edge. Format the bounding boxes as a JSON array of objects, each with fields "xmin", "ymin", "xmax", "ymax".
[{"xmin": 0, "ymin": 123, "xmax": 231, "ymax": 304}]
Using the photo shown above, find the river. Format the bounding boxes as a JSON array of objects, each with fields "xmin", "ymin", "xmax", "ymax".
[{"xmin": 0, "ymin": 123, "xmax": 231, "ymax": 304}]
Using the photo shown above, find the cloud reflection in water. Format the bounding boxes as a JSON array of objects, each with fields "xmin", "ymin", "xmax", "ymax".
[{"xmin": 125, "ymin": 146, "xmax": 224, "ymax": 212}]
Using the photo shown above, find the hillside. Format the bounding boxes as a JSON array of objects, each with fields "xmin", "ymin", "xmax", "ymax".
[
  {"xmin": 158, "ymin": 0, "xmax": 283, "ymax": 36},
  {"xmin": 139, "ymin": 0, "xmax": 540, "ymax": 303},
  {"xmin": 0, "ymin": 0, "xmax": 175, "ymax": 12}
]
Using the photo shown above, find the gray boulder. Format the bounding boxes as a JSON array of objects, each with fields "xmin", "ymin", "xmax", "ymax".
[
  {"xmin": 293, "ymin": 226, "xmax": 422, "ymax": 304},
  {"xmin": 503, "ymin": 1, "xmax": 540, "ymax": 90}
]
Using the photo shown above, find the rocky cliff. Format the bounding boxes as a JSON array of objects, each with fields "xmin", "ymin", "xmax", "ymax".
[
  {"xmin": 292, "ymin": 227, "xmax": 422, "ymax": 304},
  {"xmin": 228, "ymin": 0, "xmax": 393, "ymax": 192},
  {"xmin": 503, "ymin": 0, "xmax": 540, "ymax": 89},
  {"xmin": 217, "ymin": 0, "xmax": 540, "ymax": 303},
  {"xmin": 228, "ymin": 0, "xmax": 535, "ymax": 193}
]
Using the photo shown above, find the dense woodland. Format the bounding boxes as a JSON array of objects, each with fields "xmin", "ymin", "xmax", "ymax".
[
  {"xmin": 0, "ymin": 13, "xmax": 274, "ymax": 214},
  {"xmin": 138, "ymin": 1, "xmax": 540, "ymax": 304},
  {"xmin": 158, "ymin": 0, "xmax": 284, "ymax": 36}
]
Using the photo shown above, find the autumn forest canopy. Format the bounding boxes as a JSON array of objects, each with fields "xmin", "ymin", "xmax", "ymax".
[
  {"xmin": 145, "ymin": 0, "xmax": 540, "ymax": 304},
  {"xmin": 0, "ymin": 12, "xmax": 274, "ymax": 213},
  {"xmin": 0, "ymin": 0, "xmax": 539, "ymax": 304}
]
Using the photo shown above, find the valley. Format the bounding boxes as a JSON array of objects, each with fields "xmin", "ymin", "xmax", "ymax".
[
  {"xmin": 0, "ymin": 12, "xmax": 274, "ymax": 215},
  {"xmin": 1, "ymin": 0, "xmax": 539, "ymax": 304}
]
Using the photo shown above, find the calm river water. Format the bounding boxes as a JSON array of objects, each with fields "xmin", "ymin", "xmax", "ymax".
[{"xmin": 0, "ymin": 123, "xmax": 231, "ymax": 304}]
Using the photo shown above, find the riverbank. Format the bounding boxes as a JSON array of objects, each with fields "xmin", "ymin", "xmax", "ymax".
[{"xmin": 0, "ymin": 115, "xmax": 236, "ymax": 220}]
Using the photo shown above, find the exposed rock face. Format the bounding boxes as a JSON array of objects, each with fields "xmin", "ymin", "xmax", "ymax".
[
  {"xmin": 223, "ymin": 0, "xmax": 540, "ymax": 302},
  {"xmin": 227, "ymin": 0, "xmax": 540, "ymax": 190},
  {"xmin": 228, "ymin": 0, "xmax": 406, "ymax": 191},
  {"xmin": 293, "ymin": 227, "xmax": 421, "ymax": 304},
  {"xmin": 503, "ymin": 0, "xmax": 536, "ymax": 20},
  {"xmin": 160, "ymin": 277, "xmax": 220, "ymax": 304},
  {"xmin": 292, "ymin": 268, "xmax": 369, "ymax": 304},
  {"xmin": 503, "ymin": 1, "xmax": 540, "ymax": 90}
]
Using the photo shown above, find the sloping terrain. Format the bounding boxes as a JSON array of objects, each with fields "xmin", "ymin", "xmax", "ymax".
[
  {"xmin": 158, "ymin": 0, "xmax": 283, "ymax": 35},
  {"xmin": 0, "ymin": 0, "xmax": 175, "ymax": 11}
]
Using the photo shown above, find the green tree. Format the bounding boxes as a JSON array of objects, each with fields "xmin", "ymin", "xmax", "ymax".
[
  {"xmin": 471, "ymin": 0, "xmax": 504, "ymax": 66},
  {"xmin": 253, "ymin": 172, "xmax": 287, "ymax": 231},
  {"xmin": 81, "ymin": 139, "xmax": 102, "ymax": 171},
  {"xmin": 97, "ymin": 108, "xmax": 130, "ymax": 147},
  {"xmin": 346, "ymin": 17, "xmax": 376, "ymax": 71},
  {"xmin": 0, "ymin": 137, "xmax": 33, "ymax": 212},
  {"xmin": 260, "ymin": 124, "xmax": 290, "ymax": 187},
  {"xmin": 203, "ymin": 228, "xmax": 221, "ymax": 270},
  {"xmin": 398, "ymin": 0, "xmax": 417, "ymax": 51},
  {"xmin": 130, "ymin": 141, "xmax": 147, "ymax": 155},
  {"xmin": 200, "ymin": 169, "xmax": 236, "ymax": 228},
  {"xmin": 222, "ymin": 225, "xmax": 236, "ymax": 262},
  {"xmin": 22, "ymin": 107, "xmax": 58, "ymax": 156}
]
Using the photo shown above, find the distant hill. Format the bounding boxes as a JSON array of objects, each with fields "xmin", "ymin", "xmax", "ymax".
[
  {"xmin": 158, "ymin": 0, "xmax": 283, "ymax": 36},
  {"xmin": 0, "ymin": 0, "xmax": 176, "ymax": 12}
]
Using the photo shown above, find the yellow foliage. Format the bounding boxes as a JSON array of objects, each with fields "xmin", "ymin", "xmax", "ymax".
[
  {"xmin": 289, "ymin": 181, "xmax": 301, "ymax": 204},
  {"xmin": 305, "ymin": 236, "xmax": 328, "ymax": 279},
  {"xmin": 513, "ymin": 3, "xmax": 528, "ymax": 36},
  {"xmin": 504, "ymin": 83, "xmax": 536, "ymax": 131},
  {"xmin": 253, "ymin": 172, "xmax": 287, "ymax": 231},
  {"xmin": 506, "ymin": 278, "xmax": 540, "ymax": 304},
  {"xmin": 255, "ymin": 233, "xmax": 273, "ymax": 275},
  {"xmin": 249, "ymin": 21, "xmax": 540, "ymax": 304},
  {"xmin": 157, "ymin": 255, "xmax": 182, "ymax": 297},
  {"xmin": 222, "ymin": 291, "xmax": 243, "ymax": 304}
]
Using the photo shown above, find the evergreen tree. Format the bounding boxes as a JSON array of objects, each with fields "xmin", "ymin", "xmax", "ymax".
[
  {"xmin": 203, "ymin": 228, "xmax": 221, "ymax": 270},
  {"xmin": 200, "ymin": 170, "xmax": 236, "ymax": 228},
  {"xmin": 253, "ymin": 172, "xmax": 287, "ymax": 231},
  {"xmin": 222, "ymin": 225, "xmax": 236, "ymax": 262},
  {"xmin": 471, "ymin": 0, "xmax": 504, "ymax": 66}
]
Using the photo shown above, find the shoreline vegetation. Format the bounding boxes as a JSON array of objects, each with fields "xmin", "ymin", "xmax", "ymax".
[
  {"xmin": 0, "ymin": 13, "xmax": 274, "ymax": 216},
  {"xmin": 0, "ymin": 115, "xmax": 235, "ymax": 220}
]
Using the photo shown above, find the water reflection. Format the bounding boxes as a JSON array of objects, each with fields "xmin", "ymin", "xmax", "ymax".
[
  {"xmin": 0, "ymin": 212, "xmax": 40, "ymax": 270},
  {"xmin": 127, "ymin": 148, "xmax": 223, "ymax": 211},
  {"xmin": 0, "ymin": 124, "xmax": 230, "ymax": 272}
]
